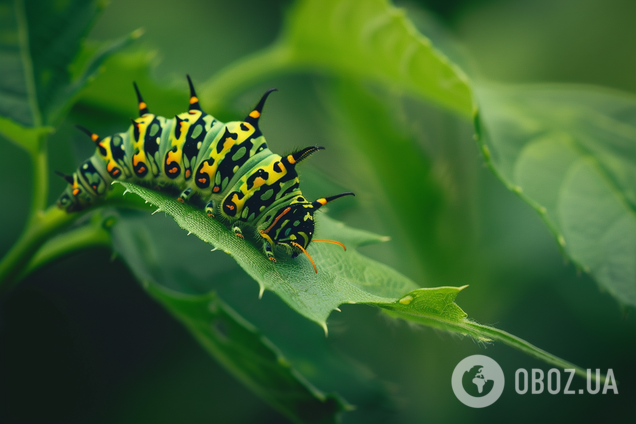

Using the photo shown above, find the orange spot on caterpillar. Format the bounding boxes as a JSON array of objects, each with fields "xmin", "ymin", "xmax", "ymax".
[
  {"xmin": 189, "ymin": 96, "xmax": 198, "ymax": 104},
  {"xmin": 249, "ymin": 110, "xmax": 260, "ymax": 119},
  {"xmin": 138, "ymin": 166, "xmax": 146, "ymax": 173},
  {"xmin": 72, "ymin": 189, "xmax": 80, "ymax": 195},
  {"xmin": 91, "ymin": 134, "xmax": 99, "ymax": 141},
  {"xmin": 139, "ymin": 102, "xmax": 147, "ymax": 110},
  {"xmin": 198, "ymin": 178, "xmax": 206, "ymax": 183},
  {"xmin": 169, "ymin": 168, "xmax": 178, "ymax": 174},
  {"xmin": 177, "ymin": 198, "xmax": 184, "ymax": 203},
  {"xmin": 227, "ymin": 204, "xmax": 234, "ymax": 210},
  {"xmin": 287, "ymin": 154, "xmax": 296, "ymax": 165},
  {"xmin": 112, "ymin": 169, "xmax": 120, "ymax": 176},
  {"xmin": 213, "ymin": 186, "xmax": 220, "ymax": 193},
  {"xmin": 253, "ymin": 177, "xmax": 265, "ymax": 188},
  {"xmin": 317, "ymin": 198, "xmax": 327, "ymax": 205},
  {"xmin": 185, "ymin": 169, "xmax": 191, "ymax": 178}
]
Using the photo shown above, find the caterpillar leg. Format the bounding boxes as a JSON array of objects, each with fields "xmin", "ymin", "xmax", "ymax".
[
  {"xmin": 264, "ymin": 242, "xmax": 276, "ymax": 262},
  {"xmin": 233, "ymin": 225, "xmax": 244, "ymax": 239},
  {"xmin": 177, "ymin": 187, "xmax": 193, "ymax": 203},
  {"xmin": 205, "ymin": 200, "xmax": 215, "ymax": 217}
]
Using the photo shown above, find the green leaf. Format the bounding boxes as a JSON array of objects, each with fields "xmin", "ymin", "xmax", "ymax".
[
  {"xmin": 116, "ymin": 181, "xmax": 417, "ymax": 329},
  {"xmin": 110, "ymin": 209, "xmax": 395, "ymax": 421},
  {"xmin": 0, "ymin": 0, "xmax": 139, "ymax": 134},
  {"xmin": 475, "ymin": 84, "xmax": 636, "ymax": 306},
  {"xmin": 145, "ymin": 284, "xmax": 349, "ymax": 424},
  {"xmin": 114, "ymin": 181, "xmax": 600, "ymax": 381},
  {"xmin": 378, "ymin": 286, "xmax": 600, "ymax": 382}
]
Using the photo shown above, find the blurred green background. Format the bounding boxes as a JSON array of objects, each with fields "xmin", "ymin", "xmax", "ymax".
[{"xmin": 1, "ymin": 0, "xmax": 634, "ymax": 423}]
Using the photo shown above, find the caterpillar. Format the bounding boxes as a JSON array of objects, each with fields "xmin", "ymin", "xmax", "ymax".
[{"xmin": 56, "ymin": 76, "xmax": 354, "ymax": 272}]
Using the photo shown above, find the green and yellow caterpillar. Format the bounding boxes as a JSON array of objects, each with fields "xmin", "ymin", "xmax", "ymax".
[{"xmin": 56, "ymin": 76, "xmax": 354, "ymax": 272}]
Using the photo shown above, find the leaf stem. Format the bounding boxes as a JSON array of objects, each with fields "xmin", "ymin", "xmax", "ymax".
[
  {"xmin": 20, "ymin": 215, "xmax": 112, "ymax": 279},
  {"xmin": 464, "ymin": 321, "xmax": 605, "ymax": 383},
  {"xmin": 0, "ymin": 206, "xmax": 79, "ymax": 294},
  {"xmin": 28, "ymin": 134, "xmax": 49, "ymax": 222},
  {"xmin": 0, "ymin": 185, "xmax": 147, "ymax": 294}
]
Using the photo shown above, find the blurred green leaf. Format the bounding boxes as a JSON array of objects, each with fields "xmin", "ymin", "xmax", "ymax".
[
  {"xmin": 201, "ymin": 0, "xmax": 473, "ymax": 117},
  {"xmin": 0, "ymin": 115, "xmax": 51, "ymax": 154},
  {"xmin": 0, "ymin": 0, "xmax": 139, "ymax": 140},
  {"xmin": 79, "ymin": 49, "xmax": 187, "ymax": 118},
  {"xmin": 475, "ymin": 84, "xmax": 636, "ymax": 306},
  {"xmin": 145, "ymin": 283, "xmax": 349, "ymax": 424},
  {"xmin": 284, "ymin": 0, "xmax": 473, "ymax": 116}
]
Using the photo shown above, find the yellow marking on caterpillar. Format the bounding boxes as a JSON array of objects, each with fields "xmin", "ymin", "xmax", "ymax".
[
  {"xmin": 287, "ymin": 154, "xmax": 296, "ymax": 164},
  {"xmin": 316, "ymin": 198, "xmax": 327, "ymax": 205},
  {"xmin": 139, "ymin": 102, "xmax": 147, "ymax": 110},
  {"xmin": 190, "ymin": 96, "xmax": 198, "ymax": 104},
  {"xmin": 166, "ymin": 149, "xmax": 180, "ymax": 166},
  {"xmin": 201, "ymin": 122, "xmax": 256, "ymax": 187},
  {"xmin": 130, "ymin": 115, "xmax": 154, "ymax": 177},
  {"xmin": 223, "ymin": 155, "xmax": 291, "ymax": 216},
  {"xmin": 249, "ymin": 110, "xmax": 260, "ymax": 118}
]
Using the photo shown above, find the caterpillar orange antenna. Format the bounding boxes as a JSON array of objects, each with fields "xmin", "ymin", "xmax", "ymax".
[
  {"xmin": 291, "ymin": 242, "xmax": 317, "ymax": 273},
  {"xmin": 311, "ymin": 239, "xmax": 346, "ymax": 251}
]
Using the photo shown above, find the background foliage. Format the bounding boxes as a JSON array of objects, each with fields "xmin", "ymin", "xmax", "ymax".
[{"xmin": 0, "ymin": 0, "xmax": 634, "ymax": 423}]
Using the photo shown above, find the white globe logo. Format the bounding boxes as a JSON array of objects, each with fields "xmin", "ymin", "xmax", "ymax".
[{"xmin": 451, "ymin": 355, "xmax": 505, "ymax": 408}]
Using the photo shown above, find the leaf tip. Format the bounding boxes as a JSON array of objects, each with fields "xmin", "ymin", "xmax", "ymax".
[{"xmin": 321, "ymin": 322, "xmax": 329, "ymax": 337}]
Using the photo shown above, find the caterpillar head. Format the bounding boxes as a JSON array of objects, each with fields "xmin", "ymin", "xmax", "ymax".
[{"xmin": 258, "ymin": 192, "xmax": 354, "ymax": 270}]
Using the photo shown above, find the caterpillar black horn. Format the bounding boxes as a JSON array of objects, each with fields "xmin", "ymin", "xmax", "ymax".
[
  {"xmin": 312, "ymin": 192, "xmax": 355, "ymax": 209},
  {"xmin": 133, "ymin": 82, "xmax": 149, "ymax": 116},
  {"xmin": 244, "ymin": 88, "xmax": 277, "ymax": 129},
  {"xmin": 186, "ymin": 75, "xmax": 201, "ymax": 112},
  {"xmin": 54, "ymin": 170, "xmax": 74, "ymax": 185},
  {"xmin": 75, "ymin": 125, "xmax": 100, "ymax": 145}
]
